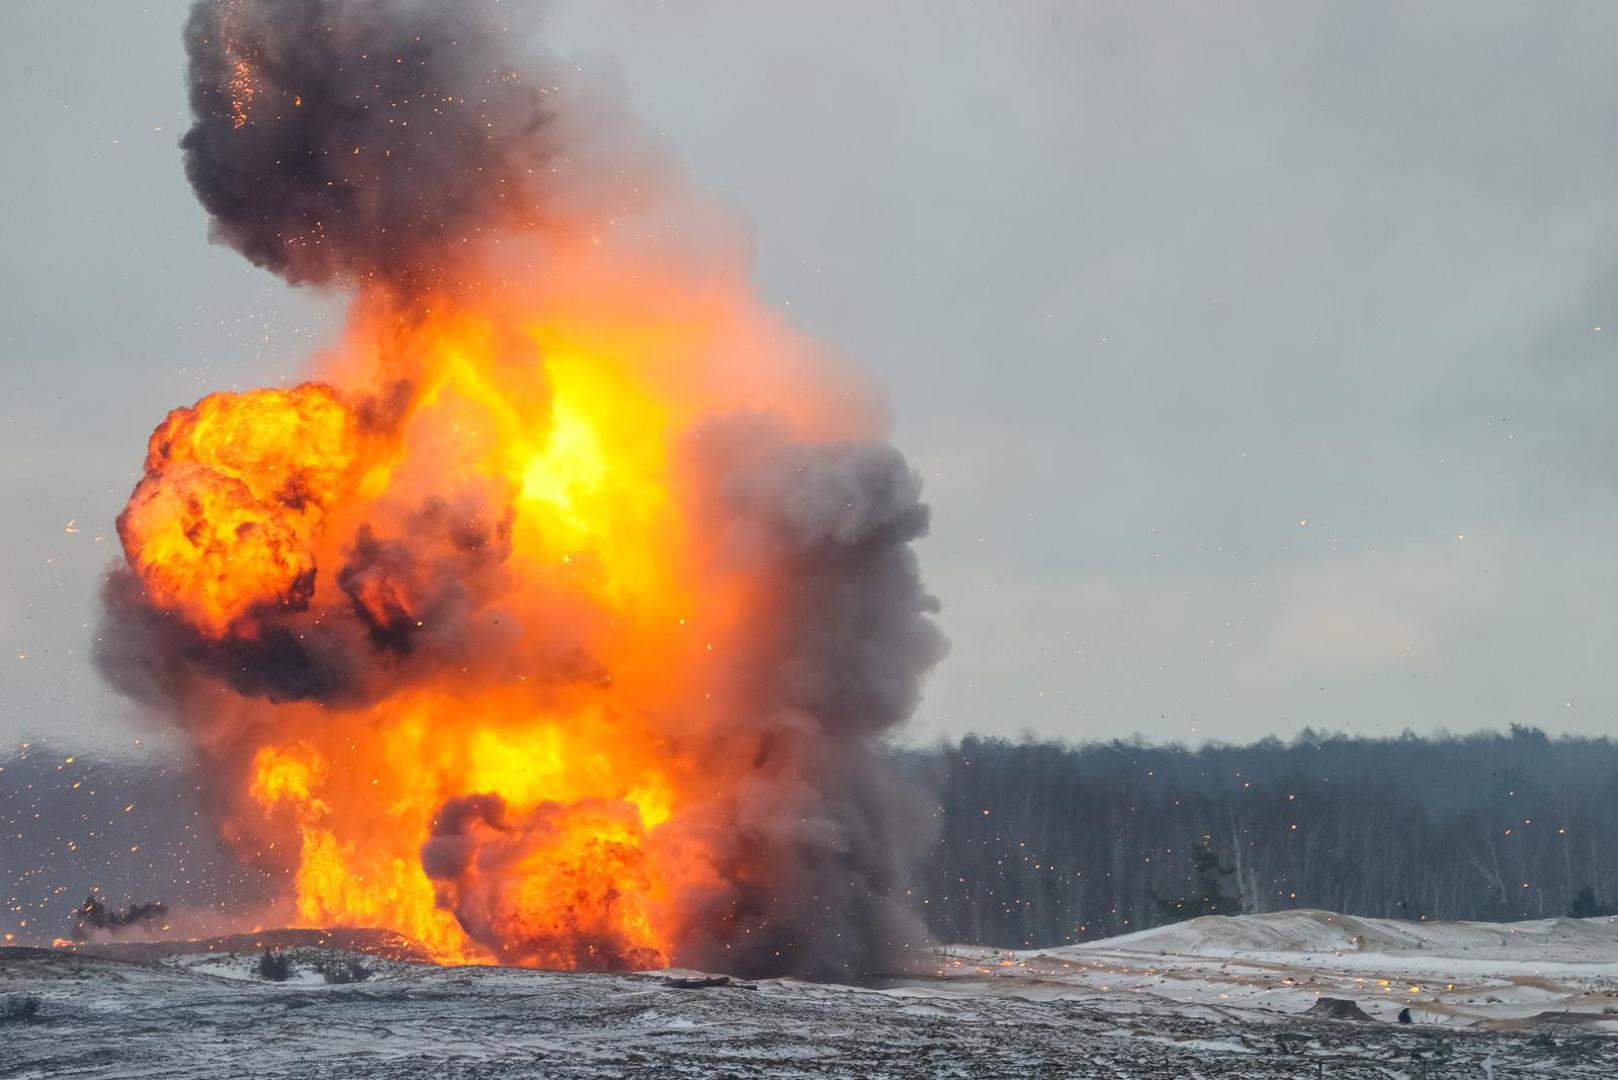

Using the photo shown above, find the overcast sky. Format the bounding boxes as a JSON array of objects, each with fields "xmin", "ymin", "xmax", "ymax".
[{"xmin": 3, "ymin": 1, "xmax": 1616, "ymax": 751}]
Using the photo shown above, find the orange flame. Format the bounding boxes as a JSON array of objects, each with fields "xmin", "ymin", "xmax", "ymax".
[
  {"xmin": 115, "ymin": 245, "xmax": 875, "ymax": 969},
  {"xmin": 117, "ymin": 384, "xmax": 360, "ymax": 635}
]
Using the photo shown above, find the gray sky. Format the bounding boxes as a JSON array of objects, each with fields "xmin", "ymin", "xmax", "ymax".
[{"xmin": 3, "ymin": 1, "xmax": 1617, "ymax": 751}]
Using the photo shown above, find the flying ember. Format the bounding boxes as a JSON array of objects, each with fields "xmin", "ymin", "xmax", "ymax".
[{"xmin": 96, "ymin": 0, "xmax": 945, "ymax": 979}]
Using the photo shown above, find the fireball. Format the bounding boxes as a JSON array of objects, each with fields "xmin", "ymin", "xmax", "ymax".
[{"xmin": 101, "ymin": 0, "xmax": 945, "ymax": 979}]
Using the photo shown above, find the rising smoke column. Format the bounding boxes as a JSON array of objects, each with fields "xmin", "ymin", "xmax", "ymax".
[{"xmin": 97, "ymin": 0, "xmax": 946, "ymax": 978}]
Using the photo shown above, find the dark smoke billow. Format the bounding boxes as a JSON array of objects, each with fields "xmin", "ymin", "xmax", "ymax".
[
  {"xmin": 95, "ymin": 0, "xmax": 947, "ymax": 980},
  {"xmin": 675, "ymin": 418, "xmax": 947, "ymax": 977},
  {"xmin": 182, "ymin": 0, "xmax": 557, "ymax": 289}
]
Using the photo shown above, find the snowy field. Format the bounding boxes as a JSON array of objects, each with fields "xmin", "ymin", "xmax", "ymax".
[{"xmin": 3, "ymin": 912, "xmax": 1617, "ymax": 1077}]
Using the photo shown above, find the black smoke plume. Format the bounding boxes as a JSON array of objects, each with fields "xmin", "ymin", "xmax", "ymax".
[
  {"xmin": 182, "ymin": 0, "xmax": 559, "ymax": 289},
  {"xmin": 670, "ymin": 417, "xmax": 948, "ymax": 977}
]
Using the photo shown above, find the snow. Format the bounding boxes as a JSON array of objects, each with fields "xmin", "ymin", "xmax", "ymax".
[
  {"xmin": 920, "ymin": 909, "xmax": 1618, "ymax": 1031},
  {"xmin": 1077, "ymin": 907, "xmax": 1618, "ymax": 961},
  {"xmin": 2, "ymin": 912, "xmax": 1616, "ymax": 1077}
]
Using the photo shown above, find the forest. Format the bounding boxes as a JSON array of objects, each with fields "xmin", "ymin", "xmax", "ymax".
[
  {"xmin": 910, "ymin": 728, "xmax": 1618, "ymax": 948},
  {"xmin": 4, "ymin": 728, "xmax": 1618, "ymax": 950}
]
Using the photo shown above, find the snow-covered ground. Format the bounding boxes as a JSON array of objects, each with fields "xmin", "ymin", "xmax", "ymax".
[
  {"xmin": 3, "ymin": 912, "xmax": 1616, "ymax": 1077},
  {"xmin": 928, "ymin": 909, "xmax": 1618, "ymax": 1031}
]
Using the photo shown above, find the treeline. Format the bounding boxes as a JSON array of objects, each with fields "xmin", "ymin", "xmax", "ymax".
[
  {"xmin": 908, "ymin": 728, "xmax": 1618, "ymax": 949},
  {"xmin": 6, "ymin": 728, "xmax": 1618, "ymax": 951}
]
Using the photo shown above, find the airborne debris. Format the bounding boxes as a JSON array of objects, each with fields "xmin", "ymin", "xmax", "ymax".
[
  {"xmin": 661, "ymin": 975, "xmax": 757, "ymax": 991},
  {"xmin": 1306, "ymin": 997, "xmax": 1376, "ymax": 1022},
  {"xmin": 70, "ymin": 893, "xmax": 168, "ymax": 941}
]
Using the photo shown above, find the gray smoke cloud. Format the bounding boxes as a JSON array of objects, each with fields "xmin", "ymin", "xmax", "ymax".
[{"xmin": 670, "ymin": 417, "xmax": 948, "ymax": 977}]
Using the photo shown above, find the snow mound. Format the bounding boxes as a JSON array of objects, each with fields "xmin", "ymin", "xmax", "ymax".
[{"xmin": 1059, "ymin": 909, "xmax": 1618, "ymax": 962}]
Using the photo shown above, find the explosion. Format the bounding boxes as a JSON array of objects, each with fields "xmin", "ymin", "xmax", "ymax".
[{"xmin": 97, "ymin": 0, "xmax": 945, "ymax": 978}]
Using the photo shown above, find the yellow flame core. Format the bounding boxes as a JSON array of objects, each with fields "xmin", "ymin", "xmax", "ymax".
[{"xmin": 224, "ymin": 318, "xmax": 706, "ymax": 968}]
